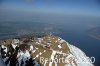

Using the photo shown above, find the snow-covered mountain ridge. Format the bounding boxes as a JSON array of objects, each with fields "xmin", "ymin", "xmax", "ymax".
[{"xmin": 0, "ymin": 35, "xmax": 94, "ymax": 66}]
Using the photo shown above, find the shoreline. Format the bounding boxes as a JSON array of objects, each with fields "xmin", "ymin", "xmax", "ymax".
[
  {"xmin": 0, "ymin": 33, "xmax": 47, "ymax": 40},
  {"xmin": 88, "ymin": 34, "xmax": 100, "ymax": 41}
]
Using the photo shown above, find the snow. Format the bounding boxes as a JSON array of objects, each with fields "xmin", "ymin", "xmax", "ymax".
[
  {"xmin": 30, "ymin": 45, "xmax": 33, "ymax": 51},
  {"xmin": 55, "ymin": 40, "xmax": 58, "ymax": 43},
  {"xmin": 44, "ymin": 50, "xmax": 46, "ymax": 52},
  {"xmin": 24, "ymin": 50, "xmax": 30, "ymax": 58},
  {"xmin": 36, "ymin": 55, "xmax": 39, "ymax": 58},
  {"xmin": 23, "ymin": 50, "xmax": 30, "ymax": 66},
  {"xmin": 49, "ymin": 50, "xmax": 57, "ymax": 66},
  {"xmin": 39, "ymin": 52, "xmax": 42, "ymax": 55},
  {"xmin": 32, "ymin": 50, "xmax": 36, "ymax": 53},
  {"xmin": 38, "ymin": 38, "xmax": 43, "ymax": 43},
  {"xmin": 11, "ymin": 44, "xmax": 17, "ymax": 49},
  {"xmin": 57, "ymin": 37, "xmax": 94, "ymax": 66},
  {"xmin": 1, "ymin": 45, "xmax": 7, "ymax": 53},
  {"xmin": 67, "ymin": 44, "xmax": 94, "ymax": 66},
  {"xmin": 12, "ymin": 39, "xmax": 19, "ymax": 44},
  {"xmin": 34, "ymin": 54, "xmax": 39, "ymax": 59},
  {"xmin": 59, "ymin": 40, "xmax": 64, "ymax": 43},
  {"xmin": 35, "ymin": 47, "xmax": 39, "ymax": 50},
  {"xmin": 34, "ymin": 50, "xmax": 46, "ymax": 59},
  {"xmin": 58, "ymin": 45, "xmax": 61, "ymax": 48},
  {"xmin": 36, "ymin": 42, "xmax": 40, "ymax": 44},
  {"xmin": 17, "ymin": 50, "xmax": 30, "ymax": 66},
  {"xmin": 11, "ymin": 39, "xmax": 19, "ymax": 49},
  {"xmin": 17, "ymin": 51, "xmax": 24, "ymax": 66}
]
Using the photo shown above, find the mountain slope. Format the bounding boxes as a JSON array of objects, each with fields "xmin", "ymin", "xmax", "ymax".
[{"xmin": 0, "ymin": 35, "xmax": 94, "ymax": 66}]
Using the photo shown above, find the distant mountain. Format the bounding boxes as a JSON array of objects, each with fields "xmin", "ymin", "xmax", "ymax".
[
  {"xmin": 0, "ymin": 35, "xmax": 94, "ymax": 66},
  {"xmin": 88, "ymin": 27, "xmax": 100, "ymax": 40}
]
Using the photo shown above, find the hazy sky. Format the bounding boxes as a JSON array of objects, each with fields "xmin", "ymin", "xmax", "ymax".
[{"xmin": 0, "ymin": 0, "xmax": 100, "ymax": 21}]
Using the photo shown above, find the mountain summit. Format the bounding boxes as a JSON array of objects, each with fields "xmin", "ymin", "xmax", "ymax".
[{"xmin": 0, "ymin": 35, "xmax": 94, "ymax": 66}]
